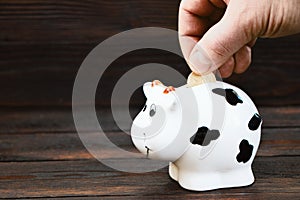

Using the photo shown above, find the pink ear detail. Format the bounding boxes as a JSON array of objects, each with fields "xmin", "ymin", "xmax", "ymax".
[
  {"xmin": 151, "ymin": 80, "xmax": 162, "ymax": 87},
  {"xmin": 163, "ymin": 86, "xmax": 175, "ymax": 94}
]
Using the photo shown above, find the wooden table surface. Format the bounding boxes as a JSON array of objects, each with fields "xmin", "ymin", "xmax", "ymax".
[
  {"xmin": 0, "ymin": 0, "xmax": 299, "ymax": 199},
  {"xmin": 0, "ymin": 107, "xmax": 299, "ymax": 199}
]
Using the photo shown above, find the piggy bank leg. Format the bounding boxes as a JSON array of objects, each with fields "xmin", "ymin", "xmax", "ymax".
[
  {"xmin": 177, "ymin": 166, "xmax": 255, "ymax": 191},
  {"xmin": 168, "ymin": 162, "xmax": 179, "ymax": 181}
]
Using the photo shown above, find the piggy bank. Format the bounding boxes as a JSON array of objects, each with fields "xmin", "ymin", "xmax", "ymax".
[{"xmin": 131, "ymin": 79, "xmax": 262, "ymax": 191}]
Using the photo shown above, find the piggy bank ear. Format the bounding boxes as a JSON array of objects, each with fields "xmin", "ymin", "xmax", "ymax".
[
  {"xmin": 143, "ymin": 82, "xmax": 153, "ymax": 99},
  {"xmin": 143, "ymin": 82, "xmax": 177, "ymax": 109}
]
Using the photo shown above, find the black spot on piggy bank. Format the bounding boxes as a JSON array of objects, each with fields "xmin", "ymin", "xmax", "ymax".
[
  {"xmin": 131, "ymin": 80, "xmax": 262, "ymax": 191},
  {"xmin": 190, "ymin": 127, "xmax": 220, "ymax": 146}
]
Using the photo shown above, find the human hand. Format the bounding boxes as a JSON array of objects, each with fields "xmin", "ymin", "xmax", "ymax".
[{"xmin": 179, "ymin": 0, "xmax": 300, "ymax": 77}]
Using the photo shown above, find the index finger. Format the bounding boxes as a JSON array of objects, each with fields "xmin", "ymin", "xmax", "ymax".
[
  {"xmin": 179, "ymin": 0, "xmax": 226, "ymax": 36},
  {"xmin": 179, "ymin": 0, "xmax": 214, "ymax": 37},
  {"xmin": 178, "ymin": 0, "xmax": 226, "ymax": 59}
]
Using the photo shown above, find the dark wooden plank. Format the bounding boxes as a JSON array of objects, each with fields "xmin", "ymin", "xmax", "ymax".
[
  {"xmin": 0, "ymin": 0, "xmax": 299, "ymax": 106},
  {"xmin": 0, "ymin": 0, "xmax": 179, "ymax": 43},
  {"xmin": 0, "ymin": 157, "xmax": 298, "ymax": 198},
  {"xmin": 0, "ymin": 107, "xmax": 299, "ymax": 134},
  {"xmin": 0, "ymin": 107, "xmax": 75, "ymax": 134},
  {"xmin": 0, "ymin": 40, "xmax": 299, "ymax": 107},
  {"xmin": 260, "ymin": 106, "xmax": 300, "ymax": 128},
  {"xmin": 0, "ymin": 49, "xmax": 188, "ymax": 106},
  {"xmin": 0, "ymin": 132, "xmax": 92, "ymax": 161},
  {"xmin": 258, "ymin": 128, "xmax": 300, "ymax": 156},
  {"xmin": 0, "ymin": 127, "xmax": 299, "ymax": 162},
  {"xmin": 0, "ymin": 0, "xmax": 180, "ymax": 107},
  {"xmin": 29, "ymin": 192, "xmax": 300, "ymax": 200},
  {"xmin": 27, "ymin": 193, "xmax": 299, "ymax": 200},
  {"xmin": 227, "ymin": 35, "xmax": 300, "ymax": 106}
]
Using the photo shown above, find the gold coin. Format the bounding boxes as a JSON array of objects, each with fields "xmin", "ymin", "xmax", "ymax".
[{"xmin": 187, "ymin": 72, "xmax": 216, "ymax": 87}]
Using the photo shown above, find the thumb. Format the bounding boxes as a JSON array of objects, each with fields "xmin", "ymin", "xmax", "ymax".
[{"xmin": 188, "ymin": 5, "xmax": 253, "ymax": 74}]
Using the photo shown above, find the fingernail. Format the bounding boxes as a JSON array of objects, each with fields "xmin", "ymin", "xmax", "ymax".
[{"xmin": 188, "ymin": 47, "xmax": 213, "ymax": 75}]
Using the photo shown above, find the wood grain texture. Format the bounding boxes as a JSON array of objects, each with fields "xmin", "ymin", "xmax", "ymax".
[
  {"xmin": 0, "ymin": 0, "xmax": 299, "ymax": 106},
  {"xmin": 0, "ymin": 157, "xmax": 299, "ymax": 199},
  {"xmin": 26, "ymin": 193, "xmax": 300, "ymax": 200},
  {"xmin": 0, "ymin": 0, "xmax": 299, "ymax": 199},
  {"xmin": 0, "ymin": 128, "xmax": 299, "ymax": 162},
  {"xmin": 25, "ymin": 193, "xmax": 300, "ymax": 200},
  {"xmin": 0, "ymin": 106, "xmax": 299, "ymax": 134},
  {"xmin": 0, "ymin": 107, "xmax": 298, "ymax": 199}
]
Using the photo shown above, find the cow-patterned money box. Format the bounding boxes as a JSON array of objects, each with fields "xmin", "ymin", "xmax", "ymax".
[{"xmin": 131, "ymin": 80, "xmax": 262, "ymax": 191}]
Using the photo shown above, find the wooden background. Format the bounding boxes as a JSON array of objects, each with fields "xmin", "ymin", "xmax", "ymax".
[
  {"xmin": 0, "ymin": 0, "xmax": 299, "ymax": 107},
  {"xmin": 0, "ymin": 0, "xmax": 299, "ymax": 199}
]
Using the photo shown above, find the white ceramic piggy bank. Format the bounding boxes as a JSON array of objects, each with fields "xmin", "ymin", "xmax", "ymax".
[{"xmin": 131, "ymin": 79, "xmax": 262, "ymax": 191}]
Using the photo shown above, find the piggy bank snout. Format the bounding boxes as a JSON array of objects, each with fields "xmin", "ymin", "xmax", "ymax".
[
  {"xmin": 131, "ymin": 107, "xmax": 167, "ymax": 139},
  {"xmin": 131, "ymin": 114, "xmax": 152, "ymax": 139}
]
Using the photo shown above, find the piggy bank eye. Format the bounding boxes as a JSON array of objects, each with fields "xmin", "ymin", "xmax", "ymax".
[
  {"xmin": 149, "ymin": 104, "xmax": 156, "ymax": 117},
  {"xmin": 142, "ymin": 104, "xmax": 147, "ymax": 112}
]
